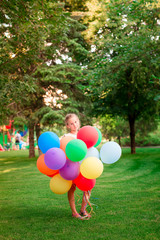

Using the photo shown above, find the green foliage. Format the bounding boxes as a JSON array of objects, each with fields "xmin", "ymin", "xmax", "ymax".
[
  {"xmin": 135, "ymin": 119, "xmax": 160, "ymax": 146},
  {"xmin": 0, "ymin": 0, "xmax": 64, "ymax": 121},
  {"xmin": 121, "ymin": 133, "xmax": 160, "ymax": 147},
  {"xmin": 99, "ymin": 114, "xmax": 129, "ymax": 140},
  {"xmin": 0, "ymin": 0, "xmax": 92, "ymax": 157},
  {"xmin": 13, "ymin": 116, "xmax": 27, "ymax": 130},
  {"xmin": 89, "ymin": 0, "xmax": 160, "ymax": 114},
  {"xmin": 82, "ymin": 0, "xmax": 107, "ymax": 42},
  {"xmin": 136, "ymin": 117, "xmax": 159, "ymax": 137},
  {"xmin": 119, "ymin": 119, "xmax": 160, "ymax": 146},
  {"xmin": 40, "ymin": 110, "xmax": 64, "ymax": 126},
  {"xmin": 0, "ymin": 0, "xmax": 91, "ymax": 127},
  {"xmin": 63, "ymin": 0, "xmax": 88, "ymax": 12},
  {"xmin": 87, "ymin": 0, "xmax": 160, "ymax": 152}
]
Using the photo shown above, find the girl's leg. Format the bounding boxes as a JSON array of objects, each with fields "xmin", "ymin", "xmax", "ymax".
[
  {"xmin": 80, "ymin": 191, "xmax": 92, "ymax": 217},
  {"xmin": 68, "ymin": 184, "xmax": 83, "ymax": 219}
]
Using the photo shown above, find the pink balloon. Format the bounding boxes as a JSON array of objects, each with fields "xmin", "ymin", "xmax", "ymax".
[{"xmin": 59, "ymin": 159, "xmax": 80, "ymax": 180}]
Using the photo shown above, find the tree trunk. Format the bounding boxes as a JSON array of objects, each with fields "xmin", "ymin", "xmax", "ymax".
[
  {"xmin": 129, "ymin": 115, "xmax": 136, "ymax": 154},
  {"xmin": 3, "ymin": 130, "xmax": 4, "ymax": 146},
  {"xmin": 35, "ymin": 123, "xmax": 42, "ymax": 156},
  {"xmin": 118, "ymin": 136, "xmax": 121, "ymax": 146},
  {"xmin": 29, "ymin": 124, "xmax": 35, "ymax": 158}
]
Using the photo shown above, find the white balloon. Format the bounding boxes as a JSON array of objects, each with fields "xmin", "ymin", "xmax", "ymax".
[
  {"xmin": 100, "ymin": 141, "xmax": 122, "ymax": 164},
  {"xmin": 80, "ymin": 147, "xmax": 100, "ymax": 164}
]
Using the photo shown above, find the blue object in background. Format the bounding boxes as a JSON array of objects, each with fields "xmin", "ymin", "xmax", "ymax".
[{"xmin": 38, "ymin": 131, "xmax": 60, "ymax": 154}]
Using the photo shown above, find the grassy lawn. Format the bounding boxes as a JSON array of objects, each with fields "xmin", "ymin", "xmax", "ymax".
[{"xmin": 0, "ymin": 148, "xmax": 160, "ymax": 240}]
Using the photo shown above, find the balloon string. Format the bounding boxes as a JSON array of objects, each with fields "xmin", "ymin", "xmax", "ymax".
[
  {"xmin": 84, "ymin": 191, "xmax": 95, "ymax": 216},
  {"xmin": 90, "ymin": 197, "xmax": 99, "ymax": 209},
  {"xmin": 75, "ymin": 192, "xmax": 81, "ymax": 207},
  {"xmin": 75, "ymin": 191, "xmax": 96, "ymax": 217}
]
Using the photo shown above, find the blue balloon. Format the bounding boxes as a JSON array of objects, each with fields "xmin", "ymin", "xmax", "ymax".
[{"xmin": 38, "ymin": 131, "xmax": 60, "ymax": 153}]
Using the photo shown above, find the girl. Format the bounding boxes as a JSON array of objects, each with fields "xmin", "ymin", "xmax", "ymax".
[{"xmin": 63, "ymin": 113, "xmax": 91, "ymax": 220}]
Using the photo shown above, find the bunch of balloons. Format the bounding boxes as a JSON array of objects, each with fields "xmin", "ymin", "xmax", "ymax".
[{"xmin": 37, "ymin": 126, "xmax": 122, "ymax": 195}]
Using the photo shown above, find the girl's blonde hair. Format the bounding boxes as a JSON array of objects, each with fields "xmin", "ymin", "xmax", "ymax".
[{"xmin": 65, "ymin": 113, "xmax": 80, "ymax": 126}]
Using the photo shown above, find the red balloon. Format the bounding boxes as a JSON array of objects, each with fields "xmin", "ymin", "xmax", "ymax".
[
  {"xmin": 77, "ymin": 126, "xmax": 99, "ymax": 148},
  {"xmin": 47, "ymin": 173, "xmax": 59, "ymax": 178},
  {"xmin": 73, "ymin": 173, "xmax": 96, "ymax": 191}
]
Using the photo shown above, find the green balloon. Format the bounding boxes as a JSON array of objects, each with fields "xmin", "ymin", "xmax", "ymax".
[
  {"xmin": 65, "ymin": 139, "xmax": 87, "ymax": 162},
  {"xmin": 94, "ymin": 127, "xmax": 102, "ymax": 147}
]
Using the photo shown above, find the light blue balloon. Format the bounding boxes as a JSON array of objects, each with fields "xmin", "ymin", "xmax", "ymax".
[
  {"xmin": 80, "ymin": 147, "xmax": 100, "ymax": 164},
  {"xmin": 100, "ymin": 141, "xmax": 122, "ymax": 164},
  {"xmin": 38, "ymin": 131, "xmax": 60, "ymax": 153}
]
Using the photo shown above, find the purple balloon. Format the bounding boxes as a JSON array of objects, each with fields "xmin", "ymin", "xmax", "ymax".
[
  {"xmin": 44, "ymin": 148, "xmax": 66, "ymax": 170},
  {"xmin": 59, "ymin": 159, "xmax": 80, "ymax": 180}
]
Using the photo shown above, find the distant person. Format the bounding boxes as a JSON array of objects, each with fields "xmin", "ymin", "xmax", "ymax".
[{"xmin": 15, "ymin": 131, "xmax": 21, "ymax": 150}]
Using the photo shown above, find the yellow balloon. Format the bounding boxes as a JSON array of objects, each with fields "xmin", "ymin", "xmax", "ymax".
[
  {"xmin": 80, "ymin": 157, "xmax": 103, "ymax": 179},
  {"xmin": 50, "ymin": 174, "xmax": 72, "ymax": 194}
]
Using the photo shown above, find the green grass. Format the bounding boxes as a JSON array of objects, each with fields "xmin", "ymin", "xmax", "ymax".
[{"xmin": 0, "ymin": 148, "xmax": 160, "ymax": 240}]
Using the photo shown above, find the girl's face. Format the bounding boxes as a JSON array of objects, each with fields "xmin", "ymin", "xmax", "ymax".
[{"xmin": 66, "ymin": 116, "xmax": 80, "ymax": 134}]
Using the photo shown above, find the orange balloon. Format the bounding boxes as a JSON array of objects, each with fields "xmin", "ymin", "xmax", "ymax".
[
  {"xmin": 37, "ymin": 154, "xmax": 58, "ymax": 176},
  {"xmin": 60, "ymin": 136, "xmax": 75, "ymax": 153}
]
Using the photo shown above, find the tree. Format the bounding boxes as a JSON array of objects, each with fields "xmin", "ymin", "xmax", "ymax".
[
  {"xmin": 99, "ymin": 115, "xmax": 129, "ymax": 145},
  {"xmin": 0, "ymin": 0, "xmax": 91, "ymax": 157},
  {"xmin": 82, "ymin": 0, "xmax": 107, "ymax": 42},
  {"xmin": 88, "ymin": 0, "xmax": 160, "ymax": 153},
  {"xmin": 62, "ymin": 0, "xmax": 88, "ymax": 12}
]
